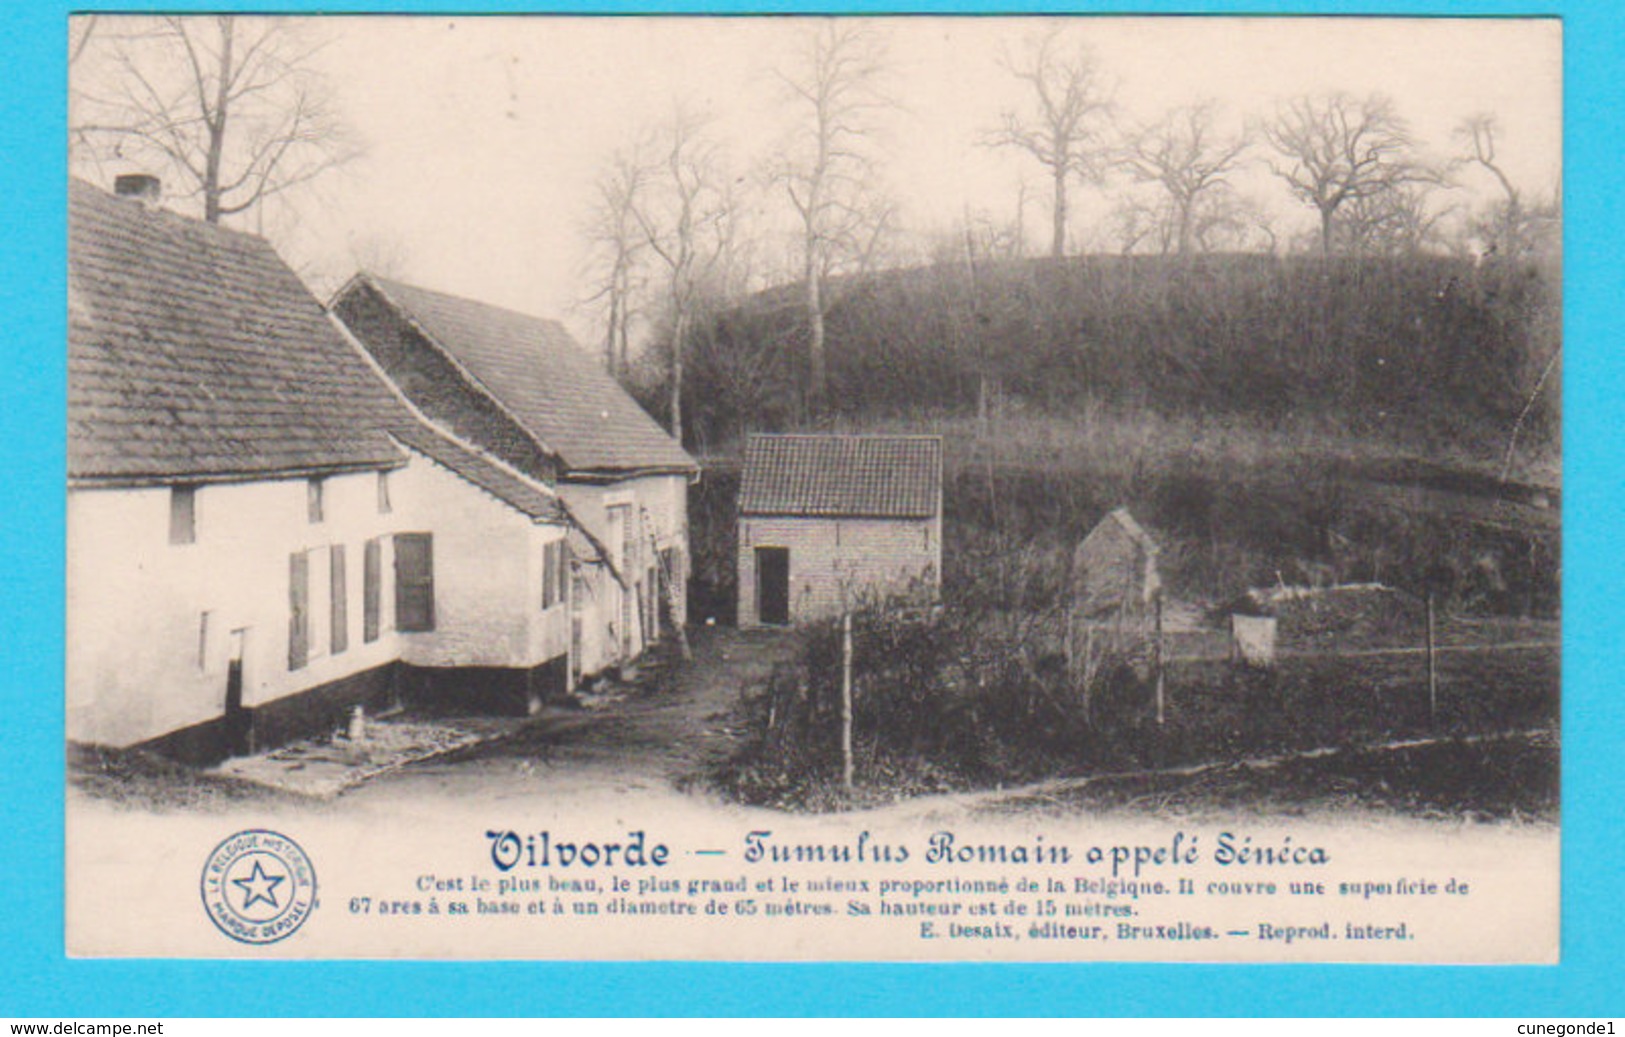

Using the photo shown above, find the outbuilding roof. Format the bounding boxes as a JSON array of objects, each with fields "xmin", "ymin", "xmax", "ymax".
[
  {"xmin": 740, "ymin": 434, "xmax": 942, "ymax": 519},
  {"xmin": 68, "ymin": 178, "xmax": 408, "ymax": 483},
  {"xmin": 351, "ymin": 275, "xmax": 696, "ymax": 478}
]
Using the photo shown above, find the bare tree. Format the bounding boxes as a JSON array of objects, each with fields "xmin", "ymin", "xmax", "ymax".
[
  {"xmin": 631, "ymin": 110, "xmax": 733, "ymax": 446},
  {"xmin": 1107, "ymin": 187, "xmax": 1271, "ymax": 256},
  {"xmin": 1453, "ymin": 113, "xmax": 1557, "ymax": 259},
  {"xmin": 1334, "ymin": 182, "xmax": 1451, "ymax": 256},
  {"xmin": 71, "ymin": 15, "xmax": 356, "ymax": 224},
  {"xmin": 988, "ymin": 27, "xmax": 1112, "ymax": 259},
  {"xmin": 1455, "ymin": 113, "xmax": 1520, "ymax": 219},
  {"xmin": 1107, "ymin": 194, "xmax": 1173, "ymax": 256},
  {"xmin": 69, "ymin": 16, "xmax": 98, "ymax": 67},
  {"xmin": 1449, "ymin": 115, "xmax": 1561, "ymax": 478},
  {"xmin": 1193, "ymin": 191, "xmax": 1279, "ymax": 255},
  {"xmin": 1120, "ymin": 102, "xmax": 1249, "ymax": 256},
  {"xmin": 346, "ymin": 230, "xmax": 412, "ymax": 281},
  {"xmin": 958, "ymin": 200, "xmax": 1030, "ymax": 264},
  {"xmin": 685, "ymin": 263, "xmax": 793, "ymax": 448},
  {"xmin": 1261, "ymin": 92, "xmax": 1431, "ymax": 255},
  {"xmin": 775, "ymin": 21, "xmax": 895, "ymax": 409},
  {"xmin": 583, "ymin": 145, "xmax": 652, "ymax": 377}
]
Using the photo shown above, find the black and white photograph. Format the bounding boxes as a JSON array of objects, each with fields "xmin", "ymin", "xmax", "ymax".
[{"xmin": 64, "ymin": 13, "xmax": 1560, "ymax": 961}]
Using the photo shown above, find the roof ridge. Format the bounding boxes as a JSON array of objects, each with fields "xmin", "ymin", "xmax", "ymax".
[
  {"xmin": 69, "ymin": 176, "xmax": 272, "ymax": 249},
  {"xmin": 366, "ymin": 272, "xmax": 571, "ymax": 335}
]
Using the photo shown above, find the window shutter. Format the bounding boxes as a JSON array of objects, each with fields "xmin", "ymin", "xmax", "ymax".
[
  {"xmin": 394, "ymin": 533, "xmax": 435, "ymax": 633},
  {"xmin": 330, "ymin": 544, "xmax": 348, "ymax": 654},
  {"xmin": 288, "ymin": 551, "xmax": 309, "ymax": 670},
  {"xmin": 542, "ymin": 541, "xmax": 556, "ymax": 609},
  {"xmin": 557, "ymin": 542, "xmax": 571, "ymax": 606},
  {"xmin": 363, "ymin": 537, "xmax": 381, "ymax": 643}
]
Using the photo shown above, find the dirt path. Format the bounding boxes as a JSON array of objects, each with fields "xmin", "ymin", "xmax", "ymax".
[{"xmin": 341, "ymin": 627, "xmax": 797, "ymax": 809}]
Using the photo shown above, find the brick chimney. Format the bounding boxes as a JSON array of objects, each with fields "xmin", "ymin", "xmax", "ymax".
[{"xmin": 113, "ymin": 174, "xmax": 162, "ymax": 208}]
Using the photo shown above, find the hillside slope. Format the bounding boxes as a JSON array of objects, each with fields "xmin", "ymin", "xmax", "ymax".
[{"xmin": 676, "ymin": 252, "xmax": 1560, "ymax": 472}]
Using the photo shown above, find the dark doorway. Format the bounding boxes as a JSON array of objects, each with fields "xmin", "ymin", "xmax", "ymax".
[
  {"xmin": 224, "ymin": 629, "xmax": 251, "ymax": 756},
  {"xmin": 756, "ymin": 546, "xmax": 790, "ymax": 626}
]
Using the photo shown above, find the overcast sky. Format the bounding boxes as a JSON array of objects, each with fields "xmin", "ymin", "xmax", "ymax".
[{"xmin": 74, "ymin": 15, "xmax": 1562, "ymax": 346}]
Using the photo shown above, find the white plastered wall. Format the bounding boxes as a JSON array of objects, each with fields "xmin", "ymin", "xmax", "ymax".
[
  {"xmin": 67, "ymin": 468, "xmax": 405, "ymax": 747},
  {"xmin": 389, "ymin": 451, "xmax": 569, "ymax": 671},
  {"xmin": 559, "ymin": 472, "xmax": 689, "ymax": 676},
  {"xmin": 67, "ymin": 452, "xmax": 571, "ymax": 749}
]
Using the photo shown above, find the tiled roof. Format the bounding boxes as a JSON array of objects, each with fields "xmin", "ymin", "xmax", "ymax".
[
  {"xmin": 740, "ymin": 434, "xmax": 942, "ymax": 519},
  {"xmin": 359, "ymin": 276, "xmax": 696, "ymax": 476},
  {"xmin": 68, "ymin": 179, "xmax": 566, "ymax": 527},
  {"xmin": 391, "ymin": 424, "xmax": 564, "ymax": 523},
  {"xmin": 68, "ymin": 178, "xmax": 408, "ymax": 482}
]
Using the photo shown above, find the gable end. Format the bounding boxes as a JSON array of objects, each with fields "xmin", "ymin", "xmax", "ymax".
[{"xmin": 333, "ymin": 281, "xmax": 560, "ymax": 485}]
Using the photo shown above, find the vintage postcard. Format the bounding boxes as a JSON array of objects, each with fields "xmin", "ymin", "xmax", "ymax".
[{"xmin": 63, "ymin": 13, "xmax": 1561, "ymax": 962}]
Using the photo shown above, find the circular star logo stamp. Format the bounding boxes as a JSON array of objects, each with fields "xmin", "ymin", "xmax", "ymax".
[{"xmin": 200, "ymin": 829, "xmax": 317, "ymax": 944}]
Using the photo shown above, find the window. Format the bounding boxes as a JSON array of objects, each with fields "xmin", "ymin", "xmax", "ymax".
[
  {"xmin": 377, "ymin": 471, "xmax": 392, "ymax": 515},
  {"xmin": 394, "ymin": 533, "xmax": 434, "ymax": 633},
  {"xmin": 363, "ymin": 537, "xmax": 382, "ymax": 643},
  {"xmin": 288, "ymin": 551, "xmax": 310, "ymax": 670},
  {"xmin": 169, "ymin": 486, "xmax": 196, "ymax": 545},
  {"xmin": 330, "ymin": 544, "xmax": 348, "ymax": 654},
  {"xmin": 307, "ymin": 477, "xmax": 325, "ymax": 524}
]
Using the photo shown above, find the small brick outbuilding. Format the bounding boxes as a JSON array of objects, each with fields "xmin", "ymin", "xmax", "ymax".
[{"xmin": 736, "ymin": 434, "xmax": 943, "ymax": 626}]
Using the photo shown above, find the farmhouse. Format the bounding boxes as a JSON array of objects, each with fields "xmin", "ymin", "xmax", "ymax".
[
  {"xmin": 737, "ymin": 434, "xmax": 943, "ymax": 626},
  {"xmin": 331, "ymin": 274, "xmax": 697, "ymax": 679},
  {"xmin": 68, "ymin": 176, "xmax": 575, "ymax": 763}
]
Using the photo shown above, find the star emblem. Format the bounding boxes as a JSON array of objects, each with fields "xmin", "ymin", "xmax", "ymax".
[{"xmin": 232, "ymin": 860, "xmax": 286, "ymax": 911}]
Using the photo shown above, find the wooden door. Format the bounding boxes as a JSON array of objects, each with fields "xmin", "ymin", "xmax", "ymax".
[{"xmin": 756, "ymin": 546, "xmax": 790, "ymax": 626}]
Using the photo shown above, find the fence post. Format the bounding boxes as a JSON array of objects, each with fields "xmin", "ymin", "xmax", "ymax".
[
  {"xmin": 1154, "ymin": 593, "xmax": 1166, "ymax": 726},
  {"xmin": 1426, "ymin": 591, "xmax": 1438, "ymax": 724},
  {"xmin": 841, "ymin": 611, "xmax": 854, "ymax": 792}
]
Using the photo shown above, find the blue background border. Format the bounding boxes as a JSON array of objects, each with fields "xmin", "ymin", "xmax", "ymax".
[{"xmin": 5, "ymin": 0, "xmax": 1616, "ymax": 1017}]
